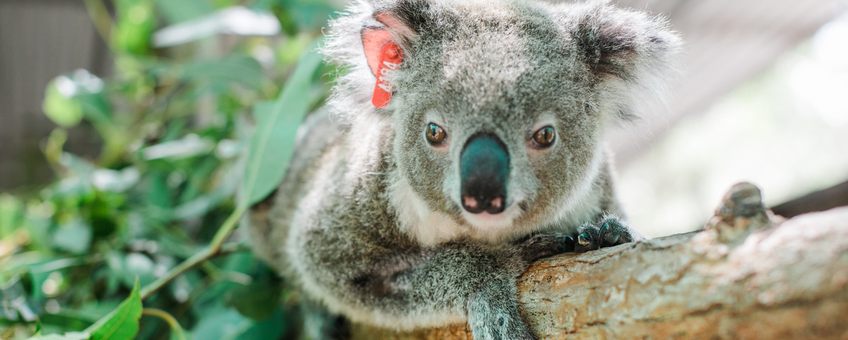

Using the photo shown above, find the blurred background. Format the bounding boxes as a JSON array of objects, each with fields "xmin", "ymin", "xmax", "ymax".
[
  {"xmin": 610, "ymin": 0, "xmax": 848, "ymax": 236},
  {"xmin": 0, "ymin": 0, "xmax": 846, "ymax": 339}
]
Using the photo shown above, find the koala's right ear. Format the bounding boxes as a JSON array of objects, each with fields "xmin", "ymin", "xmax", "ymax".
[
  {"xmin": 361, "ymin": 6, "xmax": 425, "ymax": 107},
  {"xmin": 361, "ymin": 11, "xmax": 417, "ymax": 77}
]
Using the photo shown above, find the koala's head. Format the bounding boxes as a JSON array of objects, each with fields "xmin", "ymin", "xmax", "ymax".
[{"xmin": 324, "ymin": 0, "xmax": 679, "ymax": 243}]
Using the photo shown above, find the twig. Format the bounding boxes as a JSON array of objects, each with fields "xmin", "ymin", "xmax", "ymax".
[
  {"xmin": 82, "ymin": 0, "xmax": 113, "ymax": 45},
  {"xmin": 140, "ymin": 206, "xmax": 247, "ymax": 300},
  {"xmin": 141, "ymin": 308, "xmax": 186, "ymax": 340},
  {"xmin": 220, "ymin": 241, "xmax": 252, "ymax": 255}
]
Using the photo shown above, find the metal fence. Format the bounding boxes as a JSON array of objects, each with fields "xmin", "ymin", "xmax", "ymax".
[{"xmin": 0, "ymin": 0, "xmax": 110, "ymax": 190}]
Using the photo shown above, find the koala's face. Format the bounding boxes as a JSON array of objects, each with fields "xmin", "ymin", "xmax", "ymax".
[
  {"xmin": 339, "ymin": 0, "xmax": 678, "ymax": 239},
  {"xmin": 388, "ymin": 3, "xmax": 615, "ymax": 234}
]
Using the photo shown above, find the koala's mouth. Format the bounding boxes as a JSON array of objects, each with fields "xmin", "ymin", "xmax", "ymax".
[{"xmin": 460, "ymin": 202, "xmax": 523, "ymax": 230}]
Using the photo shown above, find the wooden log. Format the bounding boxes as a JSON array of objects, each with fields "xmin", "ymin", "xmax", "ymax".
[{"xmin": 350, "ymin": 183, "xmax": 848, "ymax": 339}]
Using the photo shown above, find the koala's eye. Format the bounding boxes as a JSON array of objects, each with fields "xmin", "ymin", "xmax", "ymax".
[
  {"xmin": 532, "ymin": 126, "xmax": 556, "ymax": 148},
  {"xmin": 426, "ymin": 123, "xmax": 447, "ymax": 145}
]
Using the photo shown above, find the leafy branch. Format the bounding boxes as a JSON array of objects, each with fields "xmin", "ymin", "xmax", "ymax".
[
  {"xmin": 26, "ymin": 43, "xmax": 323, "ymax": 340},
  {"xmin": 4, "ymin": 0, "xmax": 338, "ymax": 338},
  {"xmin": 139, "ymin": 206, "xmax": 246, "ymax": 300},
  {"xmin": 138, "ymin": 42, "xmax": 323, "ymax": 302}
]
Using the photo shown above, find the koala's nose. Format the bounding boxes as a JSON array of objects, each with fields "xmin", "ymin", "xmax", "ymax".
[{"xmin": 460, "ymin": 134, "xmax": 509, "ymax": 215}]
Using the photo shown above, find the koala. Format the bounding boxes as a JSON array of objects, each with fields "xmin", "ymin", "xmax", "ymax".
[{"xmin": 246, "ymin": 0, "xmax": 679, "ymax": 339}]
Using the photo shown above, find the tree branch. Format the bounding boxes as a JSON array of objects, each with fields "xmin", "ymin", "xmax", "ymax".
[
  {"xmin": 140, "ymin": 206, "xmax": 247, "ymax": 300},
  {"xmin": 771, "ymin": 179, "xmax": 848, "ymax": 218},
  {"xmin": 350, "ymin": 183, "xmax": 848, "ymax": 339}
]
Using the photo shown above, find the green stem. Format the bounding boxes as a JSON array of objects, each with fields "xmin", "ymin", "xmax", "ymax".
[
  {"xmin": 139, "ymin": 205, "xmax": 247, "ymax": 300},
  {"xmin": 141, "ymin": 308, "xmax": 186, "ymax": 340},
  {"xmin": 82, "ymin": 0, "xmax": 113, "ymax": 45},
  {"xmin": 210, "ymin": 205, "xmax": 247, "ymax": 249}
]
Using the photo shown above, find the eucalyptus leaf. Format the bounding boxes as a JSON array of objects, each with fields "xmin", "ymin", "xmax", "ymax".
[
  {"xmin": 53, "ymin": 220, "xmax": 93, "ymax": 255},
  {"xmin": 40, "ymin": 311, "xmax": 99, "ymax": 332},
  {"xmin": 290, "ymin": 1, "xmax": 338, "ymax": 30},
  {"xmin": 7, "ymin": 0, "xmax": 333, "ymax": 337},
  {"xmin": 182, "ymin": 56, "xmax": 266, "ymax": 89},
  {"xmin": 153, "ymin": 6, "xmax": 280, "ymax": 47},
  {"xmin": 75, "ymin": 93, "xmax": 112, "ymax": 127},
  {"xmin": 0, "ymin": 194, "xmax": 21, "ymax": 238},
  {"xmin": 166, "ymin": 316, "xmax": 191, "ymax": 340},
  {"xmin": 123, "ymin": 253, "xmax": 157, "ymax": 287},
  {"xmin": 113, "ymin": 0, "xmax": 156, "ymax": 55},
  {"xmin": 58, "ymin": 153, "xmax": 97, "ymax": 180},
  {"xmin": 25, "ymin": 332, "xmax": 90, "ymax": 340},
  {"xmin": 142, "ymin": 134, "xmax": 215, "ymax": 160},
  {"xmin": 42, "ymin": 70, "xmax": 106, "ymax": 128},
  {"xmin": 227, "ymin": 278, "xmax": 281, "ymax": 321},
  {"xmin": 240, "ymin": 40, "xmax": 323, "ymax": 207},
  {"xmin": 155, "ymin": 0, "xmax": 214, "ymax": 24},
  {"xmin": 35, "ymin": 317, "xmax": 44, "ymax": 335},
  {"xmin": 191, "ymin": 308, "xmax": 250, "ymax": 340},
  {"xmin": 43, "ymin": 80, "xmax": 84, "ymax": 128},
  {"xmin": 232, "ymin": 307, "xmax": 287, "ymax": 340},
  {"xmin": 85, "ymin": 279, "xmax": 142, "ymax": 340}
]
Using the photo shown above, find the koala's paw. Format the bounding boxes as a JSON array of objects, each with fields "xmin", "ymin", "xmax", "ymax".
[
  {"xmin": 468, "ymin": 281, "xmax": 538, "ymax": 340},
  {"xmin": 469, "ymin": 312, "xmax": 537, "ymax": 340},
  {"xmin": 574, "ymin": 216, "xmax": 636, "ymax": 253},
  {"xmin": 515, "ymin": 232, "xmax": 575, "ymax": 264}
]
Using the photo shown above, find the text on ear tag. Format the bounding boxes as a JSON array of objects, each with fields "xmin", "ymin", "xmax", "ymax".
[{"xmin": 372, "ymin": 42, "xmax": 403, "ymax": 108}]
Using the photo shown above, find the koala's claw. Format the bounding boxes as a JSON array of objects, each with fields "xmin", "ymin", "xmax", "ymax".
[
  {"xmin": 516, "ymin": 232, "xmax": 575, "ymax": 264},
  {"xmin": 574, "ymin": 216, "xmax": 634, "ymax": 253}
]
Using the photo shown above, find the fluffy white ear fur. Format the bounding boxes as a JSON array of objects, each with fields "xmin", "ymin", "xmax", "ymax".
[
  {"xmin": 360, "ymin": 27, "xmax": 393, "ymax": 77},
  {"xmin": 570, "ymin": 4, "xmax": 681, "ymax": 81}
]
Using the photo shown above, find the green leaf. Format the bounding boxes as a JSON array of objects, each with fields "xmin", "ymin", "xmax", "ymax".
[
  {"xmin": 42, "ymin": 70, "xmax": 107, "ymax": 127},
  {"xmin": 40, "ymin": 311, "xmax": 99, "ymax": 332},
  {"xmin": 35, "ymin": 317, "xmax": 43, "ymax": 335},
  {"xmin": 123, "ymin": 253, "xmax": 157, "ymax": 287},
  {"xmin": 182, "ymin": 56, "xmax": 266, "ymax": 90},
  {"xmin": 240, "ymin": 40, "xmax": 323, "ymax": 207},
  {"xmin": 170, "ymin": 327, "xmax": 192, "ymax": 340},
  {"xmin": 53, "ymin": 220, "xmax": 93, "ymax": 254},
  {"xmin": 43, "ymin": 80, "xmax": 84, "ymax": 127},
  {"xmin": 227, "ymin": 279, "xmax": 281, "ymax": 321},
  {"xmin": 113, "ymin": 0, "xmax": 156, "ymax": 55},
  {"xmin": 85, "ymin": 278, "xmax": 143, "ymax": 340},
  {"xmin": 191, "ymin": 308, "xmax": 249, "ymax": 340},
  {"xmin": 26, "ymin": 332, "xmax": 90, "ymax": 340},
  {"xmin": 289, "ymin": 1, "xmax": 338, "ymax": 30},
  {"xmin": 232, "ymin": 307, "xmax": 287, "ymax": 340},
  {"xmin": 75, "ymin": 93, "xmax": 113, "ymax": 127},
  {"xmin": 155, "ymin": 0, "xmax": 213, "ymax": 24},
  {"xmin": 0, "ymin": 194, "xmax": 22, "ymax": 238}
]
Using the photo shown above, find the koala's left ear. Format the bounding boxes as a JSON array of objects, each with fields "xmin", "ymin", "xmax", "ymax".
[{"xmin": 570, "ymin": 4, "xmax": 681, "ymax": 81}]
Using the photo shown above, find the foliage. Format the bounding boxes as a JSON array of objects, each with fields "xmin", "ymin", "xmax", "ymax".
[{"xmin": 0, "ymin": 0, "xmax": 339, "ymax": 338}]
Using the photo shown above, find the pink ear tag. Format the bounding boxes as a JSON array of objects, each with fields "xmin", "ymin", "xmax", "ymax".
[{"xmin": 372, "ymin": 42, "xmax": 403, "ymax": 108}]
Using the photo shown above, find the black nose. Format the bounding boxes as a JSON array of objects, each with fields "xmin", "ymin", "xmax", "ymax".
[{"xmin": 460, "ymin": 134, "xmax": 509, "ymax": 214}]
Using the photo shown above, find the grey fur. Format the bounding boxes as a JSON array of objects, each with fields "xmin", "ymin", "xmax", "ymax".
[{"xmin": 246, "ymin": 0, "xmax": 679, "ymax": 338}]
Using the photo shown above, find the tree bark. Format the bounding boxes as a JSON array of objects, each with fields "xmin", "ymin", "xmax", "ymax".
[{"xmin": 350, "ymin": 183, "xmax": 848, "ymax": 339}]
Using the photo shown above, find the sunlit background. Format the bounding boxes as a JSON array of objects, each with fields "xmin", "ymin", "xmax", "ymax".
[{"xmin": 619, "ymin": 12, "xmax": 848, "ymax": 237}]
